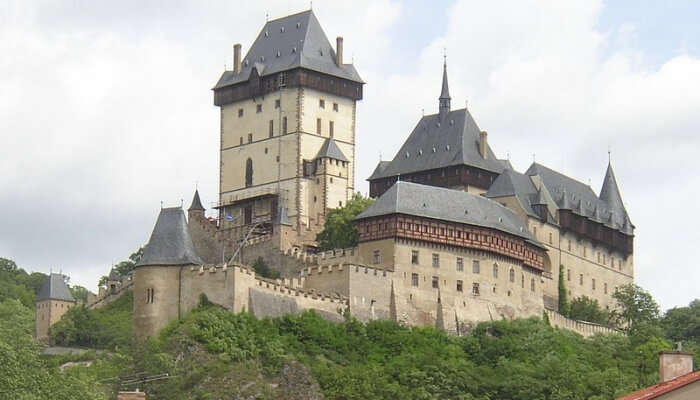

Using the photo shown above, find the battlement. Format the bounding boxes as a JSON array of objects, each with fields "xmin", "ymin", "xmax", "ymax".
[
  {"xmin": 302, "ymin": 262, "xmax": 392, "ymax": 280},
  {"xmin": 254, "ymin": 277, "xmax": 347, "ymax": 304}
]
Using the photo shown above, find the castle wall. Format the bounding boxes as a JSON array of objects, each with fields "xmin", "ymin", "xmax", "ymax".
[
  {"xmin": 35, "ymin": 299, "xmax": 75, "ymax": 341},
  {"xmin": 545, "ymin": 309, "xmax": 621, "ymax": 337},
  {"xmin": 133, "ymin": 265, "xmax": 181, "ymax": 339}
]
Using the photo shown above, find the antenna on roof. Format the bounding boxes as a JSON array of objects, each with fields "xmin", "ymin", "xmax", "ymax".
[
  {"xmin": 265, "ymin": 12, "xmax": 269, "ymax": 22},
  {"xmin": 379, "ymin": 151, "xmax": 382, "ymax": 162},
  {"xmin": 180, "ymin": 199, "xmax": 184, "ymax": 207},
  {"xmin": 160, "ymin": 201, "xmax": 163, "ymax": 209},
  {"xmin": 465, "ymin": 99, "xmax": 468, "ymax": 108},
  {"xmin": 507, "ymin": 152, "xmax": 511, "ymax": 161},
  {"xmin": 421, "ymin": 108, "xmax": 424, "ymax": 116},
  {"xmin": 608, "ymin": 144, "xmax": 612, "ymax": 163},
  {"xmin": 443, "ymin": 47, "xmax": 447, "ymax": 64},
  {"xmin": 310, "ymin": 1, "xmax": 313, "ymax": 10},
  {"xmin": 532, "ymin": 153, "xmax": 536, "ymax": 163}
]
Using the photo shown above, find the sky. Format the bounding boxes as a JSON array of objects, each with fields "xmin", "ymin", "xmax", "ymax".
[{"xmin": 2, "ymin": 0, "xmax": 699, "ymax": 311}]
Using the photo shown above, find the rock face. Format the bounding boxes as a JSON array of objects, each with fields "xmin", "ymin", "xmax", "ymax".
[{"xmin": 277, "ymin": 361, "xmax": 324, "ymax": 400}]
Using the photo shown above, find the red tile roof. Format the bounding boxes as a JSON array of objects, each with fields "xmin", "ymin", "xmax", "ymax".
[{"xmin": 616, "ymin": 370, "xmax": 700, "ymax": 400}]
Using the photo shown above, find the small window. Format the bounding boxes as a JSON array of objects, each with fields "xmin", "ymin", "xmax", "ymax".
[
  {"xmin": 472, "ymin": 282, "xmax": 480, "ymax": 296},
  {"xmin": 567, "ymin": 240, "xmax": 571, "ymax": 251},
  {"xmin": 521, "ymin": 274, "xmax": 525, "ymax": 288},
  {"xmin": 592, "ymin": 278, "xmax": 596, "ymax": 291},
  {"xmin": 339, "ymin": 201, "xmax": 343, "ymax": 207},
  {"xmin": 319, "ymin": 99, "xmax": 325, "ymax": 108},
  {"xmin": 567, "ymin": 269, "xmax": 571, "ymax": 281},
  {"xmin": 432, "ymin": 276, "xmax": 439, "ymax": 289},
  {"xmin": 411, "ymin": 250, "xmax": 419, "ymax": 265},
  {"xmin": 372, "ymin": 250, "xmax": 381, "ymax": 264},
  {"xmin": 493, "ymin": 264, "xmax": 499, "ymax": 278},
  {"xmin": 256, "ymin": 104, "xmax": 262, "ymax": 113},
  {"xmin": 509, "ymin": 268, "xmax": 515, "ymax": 282},
  {"xmin": 238, "ymin": 108, "xmax": 244, "ymax": 117},
  {"xmin": 533, "ymin": 226, "xmax": 537, "ymax": 236},
  {"xmin": 411, "ymin": 273, "xmax": 419, "ymax": 287},
  {"xmin": 333, "ymin": 102, "xmax": 338, "ymax": 111},
  {"xmin": 579, "ymin": 274, "xmax": 584, "ymax": 286},
  {"xmin": 264, "ymin": 147, "xmax": 268, "ymax": 154},
  {"xmin": 432, "ymin": 253, "xmax": 440, "ymax": 268},
  {"xmin": 275, "ymin": 99, "xmax": 280, "ymax": 109},
  {"xmin": 329, "ymin": 121, "xmax": 334, "ymax": 137},
  {"xmin": 530, "ymin": 278, "xmax": 535, "ymax": 292},
  {"xmin": 269, "ymin": 120, "xmax": 274, "ymax": 137},
  {"xmin": 604, "ymin": 283, "xmax": 608, "ymax": 294},
  {"xmin": 276, "ymin": 155, "xmax": 280, "ymax": 162},
  {"xmin": 472, "ymin": 260, "xmax": 480, "ymax": 274},
  {"xmin": 248, "ymin": 133, "xmax": 253, "ymax": 143},
  {"xmin": 239, "ymin": 137, "xmax": 243, "ymax": 145},
  {"xmin": 282, "ymin": 116, "xmax": 288, "ymax": 134},
  {"xmin": 316, "ymin": 118, "xmax": 322, "ymax": 135},
  {"xmin": 456, "ymin": 257, "xmax": 464, "ymax": 271},
  {"xmin": 548, "ymin": 232, "xmax": 553, "ymax": 244},
  {"xmin": 457, "ymin": 280, "xmax": 463, "ymax": 292},
  {"xmin": 313, "ymin": 196, "xmax": 317, "ymax": 203}
]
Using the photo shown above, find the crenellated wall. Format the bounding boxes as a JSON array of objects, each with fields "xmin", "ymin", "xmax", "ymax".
[{"xmin": 545, "ymin": 309, "xmax": 622, "ymax": 337}]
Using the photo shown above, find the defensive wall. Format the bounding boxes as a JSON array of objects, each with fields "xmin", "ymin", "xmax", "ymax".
[
  {"xmin": 545, "ymin": 309, "xmax": 622, "ymax": 337},
  {"xmin": 87, "ymin": 280, "xmax": 133, "ymax": 310}
]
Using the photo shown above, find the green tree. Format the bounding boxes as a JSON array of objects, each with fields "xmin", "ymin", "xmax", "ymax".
[
  {"xmin": 662, "ymin": 299, "xmax": 700, "ymax": 346},
  {"xmin": 611, "ymin": 284, "xmax": 660, "ymax": 336},
  {"xmin": 315, "ymin": 193, "xmax": 374, "ymax": 251},
  {"xmin": 558, "ymin": 265, "xmax": 570, "ymax": 315},
  {"xmin": 568, "ymin": 296, "xmax": 609, "ymax": 325},
  {"xmin": 70, "ymin": 285, "xmax": 90, "ymax": 303},
  {"xmin": 252, "ymin": 257, "xmax": 280, "ymax": 279}
]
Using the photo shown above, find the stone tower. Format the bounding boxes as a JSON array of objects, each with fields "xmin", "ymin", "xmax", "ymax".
[
  {"xmin": 35, "ymin": 273, "xmax": 76, "ymax": 342},
  {"xmin": 212, "ymin": 10, "xmax": 364, "ymax": 251}
]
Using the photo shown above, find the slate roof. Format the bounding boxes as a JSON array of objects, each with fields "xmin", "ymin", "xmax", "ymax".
[
  {"xmin": 599, "ymin": 162, "xmax": 628, "ymax": 222},
  {"xmin": 214, "ymin": 10, "xmax": 363, "ymax": 90},
  {"xmin": 37, "ymin": 273, "xmax": 76, "ymax": 302},
  {"xmin": 316, "ymin": 138, "xmax": 349, "ymax": 162},
  {"xmin": 188, "ymin": 189, "xmax": 205, "ymax": 211},
  {"xmin": 369, "ymin": 108, "xmax": 510, "ymax": 180},
  {"xmin": 485, "ymin": 168, "xmax": 539, "ymax": 217},
  {"xmin": 355, "ymin": 181, "xmax": 542, "ymax": 247},
  {"xmin": 368, "ymin": 161, "xmax": 390, "ymax": 180},
  {"xmin": 136, "ymin": 207, "xmax": 204, "ymax": 267}
]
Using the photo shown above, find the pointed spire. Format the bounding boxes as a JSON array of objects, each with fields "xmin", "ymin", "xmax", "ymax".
[
  {"xmin": 559, "ymin": 189, "xmax": 572, "ymax": 210},
  {"xmin": 591, "ymin": 202, "xmax": 602, "ymax": 222},
  {"xmin": 533, "ymin": 187, "xmax": 547, "ymax": 205},
  {"xmin": 599, "ymin": 162, "xmax": 627, "ymax": 221},
  {"xmin": 575, "ymin": 198, "xmax": 586, "ymax": 216},
  {"xmin": 188, "ymin": 189, "xmax": 205, "ymax": 212},
  {"xmin": 606, "ymin": 210, "xmax": 615, "ymax": 228},
  {"xmin": 439, "ymin": 58, "xmax": 451, "ymax": 117}
]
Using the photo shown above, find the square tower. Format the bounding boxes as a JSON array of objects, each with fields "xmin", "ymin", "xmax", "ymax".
[{"xmin": 212, "ymin": 10, "xmax": 363, "ymax": 250}]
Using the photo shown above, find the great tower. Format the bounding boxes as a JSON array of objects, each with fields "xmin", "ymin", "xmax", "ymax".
[{"xmin": 212, "ymin": 10, "xmax": 363, "ymax": 251}]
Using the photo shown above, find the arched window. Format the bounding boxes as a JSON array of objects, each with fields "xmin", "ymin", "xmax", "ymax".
[
  {"xmin": 530, "ymin": 278, "xmax": 535, "ymax": 292},
  {"xmin": 493, "ymin": 263, "xmax": 499, "ymax": 278},
  {"xmin": 509, "ymin": 268, "xmax": 515, "ymax": 283},
  {"xmin": 245, "ymin": 158, "xmax": 253, "ymax": 187}
]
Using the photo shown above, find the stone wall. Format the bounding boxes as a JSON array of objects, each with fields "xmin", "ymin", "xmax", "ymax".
[
  {"xmin": 545, "ymin": 309, "xmax": 622, "ymax": 337},
  {"xmin": 35, "ymin": 299, "xmax": 76, "ymax": 341},
  {"xmin": 87, "ymin": 281, "xmax": 133, "ymax": 310}
]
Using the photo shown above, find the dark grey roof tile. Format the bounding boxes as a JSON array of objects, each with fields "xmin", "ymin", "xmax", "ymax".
[
  {"xmin": 37, "ymin": 273, "xmax": 75, "ymax": 302},
  {"xmin": 316, "ymin": 138, "xmax": 348, "ymax": 162},
  {"xmin": 136, "ymin": 207, "xmax": 204, "ymax": 267}
]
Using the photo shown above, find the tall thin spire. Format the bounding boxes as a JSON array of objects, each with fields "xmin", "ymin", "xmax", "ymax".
[{"xmin": 439, "ymin": 56, "xmax": 451, "ymax": 117}]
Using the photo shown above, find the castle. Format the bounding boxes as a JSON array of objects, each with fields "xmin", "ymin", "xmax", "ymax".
[{"xmin": 130, "ymin": 10, "xmax": 633, "ymax": 339}]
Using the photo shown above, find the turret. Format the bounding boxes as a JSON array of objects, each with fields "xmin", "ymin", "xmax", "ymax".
[
  {"xmin": 438, "ymin": 60, "xmax": 451, "ymax": 118},
  {"xmin": 188, "ymin": 189, "xmax": 206, "ymax": 220}
]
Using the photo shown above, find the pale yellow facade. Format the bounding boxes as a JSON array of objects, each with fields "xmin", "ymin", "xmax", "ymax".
[{"xmin": 35, "ymin": 299, "xmax": 75, "ymax": 341}]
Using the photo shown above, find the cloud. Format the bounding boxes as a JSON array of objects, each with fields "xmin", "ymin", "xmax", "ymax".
[{"xmin": 1, "ymin": 0, "xmax": 697, "ymax": 310}]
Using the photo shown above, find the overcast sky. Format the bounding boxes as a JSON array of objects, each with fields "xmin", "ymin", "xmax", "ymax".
[{"xmin": 2, "ymin": 0, "xmax": 699, "ymax": 311}]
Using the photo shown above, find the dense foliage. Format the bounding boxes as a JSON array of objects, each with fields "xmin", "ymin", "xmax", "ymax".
[
  {"xmin": 558, "ymin": 265, "xmax": 569, "ymax": 316},
  {"xmin": 252, "ymin": 256, "xmax": 281, "ymax": 279},
  {"xmin": 316, "ymin": 193, "xmax": 374, "ymax": 251},
  {"xmin": 51, "ymin": 291, "xmax": 133, "ymax": 350},
  {"xmin": 0, "ymin": 257, "xmax": 47, "ymax": 308},
  {"xmin": 568, "ymin": 296, "xmax": 609, "ymax": 325},
  {"xmin": 98, "ymin": 247, "xmax": 143, "ymax": 286}
]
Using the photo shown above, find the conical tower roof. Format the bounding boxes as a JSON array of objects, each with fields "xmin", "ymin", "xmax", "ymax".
[
  {"xmin": 533, "ymin": 187, "xmax": 548, "ymax": 206},
  {"xmin": 559, "ymin": 189, "xmax": 572, "ymax": 210},
  {"xmin": 599, "ymin": 162, "xmax": 628, "ymax": 221},
  {"xmin": 136, "ymin": 207, "xmax": 203, "ymax": 267},
  {"xmin": 188, "ymin": 189, "xmax": 205, "ymax": 212},
  {"xmin": 438, "ymin": 61, "xmax": 451, "ymax": 116}
]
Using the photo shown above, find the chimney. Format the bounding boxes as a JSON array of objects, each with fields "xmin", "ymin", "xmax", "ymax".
[
  {"xmin": 659, "ymin": 345, "xmax": 694, "ymax": 383},
  {"xmin": 480, "ymin": 131, "xmax": 488, "ymax": 159},
  {"xmin": 233, "ymin": 43, "xmax": 242, "ymax": 74},
  {"xmin": 118, "ymin": 390, "xmax": 147, "ymax": 400},
  {"xmin": 336, "ymin": 36, "xmax": 343, "ymax": 65}
]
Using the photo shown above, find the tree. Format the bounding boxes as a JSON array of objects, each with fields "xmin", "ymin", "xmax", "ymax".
[
  {"xmin": 315, "ymin": 193, "xmax": 374, "ymax": 251},
  {"xmin": 611, "ymin": 284, "xmax": 660, "ymax": 336},
  {"xmin": 69, "ymin": 285, "xmax": 90, "ymax": 303},
  {"xmin": 568, "ymin": 296, "xmax": 609, "ymax": 325},
  {"xmin": 558, "ymin": 265, "xmax": 570, "ymax": 315},
  {"xmin": 252, "ymin": 257, "xmax": 280, "ymax": 280},
  {"xmin": 662, "ymin": 299, "xmax": 700, "ymax": 345}
]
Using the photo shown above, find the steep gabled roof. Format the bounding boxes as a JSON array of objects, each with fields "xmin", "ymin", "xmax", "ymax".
[
  {"xmin": 367, "ymin": 161, "xmax": 390, "ymax": 180},
  {"xmin": 136, "ymin": 207, "xmax": 203, "ymax": 267},
  {"xmin": 188, "ymin": 189, "xmax": 205, "ymax": 212},
  {"xmin": 486, "ymin": 168, "xmax": 539, "ymax": 217},
  {"xmin": 356, "ymin": 181, "xmax": 541, "ymax": 246},
  {"xmin": 316, "ymin": 138, "xmax": 348, "ymax": 162},
  {"xmin": 37, "ymin": 273, "xmax": 75, "ymax": 302},
  {"xmin": 214, "ymin": 10, "xmax": 363, "ymax": 90},
  {"xmin": 369, "ymin": 108, "xmax": 509, "ymax": 180}
]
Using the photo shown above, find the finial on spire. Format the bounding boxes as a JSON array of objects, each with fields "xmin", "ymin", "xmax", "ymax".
[
  {"xmin": 266, "ymin": 12, "xmax": 269, "ymax": 22},
  {"xmin": 608, "ymin": 144, "xmax": 611, "ymax": 163}
]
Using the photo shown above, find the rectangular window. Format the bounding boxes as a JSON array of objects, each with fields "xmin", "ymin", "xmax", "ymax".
[
  {"xmin": 618, "ymin": 260, "xmax": 622, "ymax": 270},
  {"xmin": 493, "ymin": 264, "xmax": 499, "ymax": 278},
  {"xmin": 240, "ymin": 137, "xmax": 243, "ymax": 145},
  {"xmin": 597, "ymin": 252, "xmax": 601, "ymax": 263},
  {"xmin": 604, "ymin": 283, "xmax": 608, "ymax": 294},
  {"xmin": 531, "ymin": 278, "xmax": 535, "ymax": 292},
  {"xmin": 319, "ymin": 99, "xmax": 325, "ymax": 108},
  {"xmin": 238, "ymin": 108, "xmax": 244, "ymax": 117},
  {"xmin": 269, "ymin": 120, "xmax": 274, "ymax": 137},
  {"xmin": 275, "ymin": 99, "xmax": 280, "ymax": 109},
  {"xmin": 372, "ymin": 250, "xmax": 381, "ymax": 264},
  {"xmin": 567, "ymin": 269, "xmax": 571, "ymax": 281},
  {"xmin": 282, "ymin": 116, "xmax": 288, "ymax": 134},
  {"xmin": 579, "ymin": 274, "xmax": 584, "ymax": 286},
  {"xmin": 472, "ymin": 260, "xmax": 480, "ymax": 274},
  {"xmin": 472, "ymin": 282, "xmax": 480, "ymax": 296},
  {"xmin": 592, "ymin": 278, "xmax": 596, "ymax": 291},
  {"xmin": 548, "ymin": 232, "xmax": 553, "ymax": 244},
  {"xmin": 248, "ymin": 133, "xmax": 253, "ymax": 143},
  {"xmin": 432, "ymin": 276, "xmax": 439, "ymax": 289},
  {"xmin": 568, "ymin": 239, "xmax": 571, "ymax": 251},
  {"xmin": 457, "ymin": 280, "xmax": 463, "ymax": 292},
  {"xmin": 456, "ymin": 257, "xmax": 464, "ymax": 271},
  {"xmin": 333, "ymin": 102, "xmax": 338, "ymax": 111},
  {"xmin": 521, "ymin": 274, "xmax": 525, "ymax": 288},
  {"xmin": 329, "ymin": 121, "xmax": 334, "ymax": 137},
  {"xmin": 509, "ymin": 268, "xmax": 515, "ymax": 282},
  {"xmin": 411, "ymin": 250, "xmax": 419, "ymax": 265},
  {"xmin": 432, "ymin": 253, "xmax": 440, "ymax": 268},
  {"xmin": 316, "ymin": 118, "xmax": 322, "ymax": 135},
  {"xmin": 256, "ymin": 104, "xmax": 262, "ymax": 113},
  {"xmin": 411, "ymin": 273, "xmax": 419, "ymax": 287}
]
